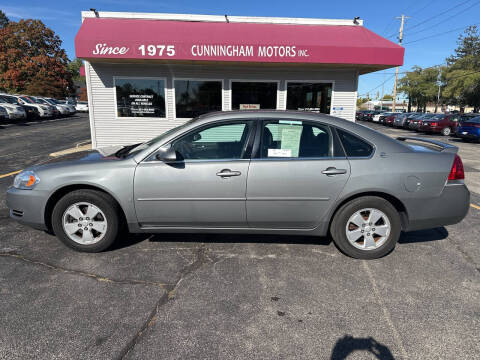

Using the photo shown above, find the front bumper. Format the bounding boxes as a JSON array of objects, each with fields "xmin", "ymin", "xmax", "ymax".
[
  {"xmin": 457, "ymin": 131, "xmax": 480, "ymax": 140},
  {"xmin": 405, "ymin": 183, "xmax": 470, "ymax": 231},
  {"xmin": 6, "ymin": 187, "xmax": 49, "ymax": 230}
]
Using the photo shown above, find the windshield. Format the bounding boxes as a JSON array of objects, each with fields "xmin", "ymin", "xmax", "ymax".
[
  {"xmin": 44, "ymin": 98, "xmax": 56, "ymax": 105},
  {"xmin": 122, "ymin": 119, "xmax": 198, "ymax": 157},
  {"xmin": 20, "ymin": 96, "xmax": 34, "ymax": 104},
  {"xmin": 0, "ymin": 96, "xmax": 15, "ymax": 104}
]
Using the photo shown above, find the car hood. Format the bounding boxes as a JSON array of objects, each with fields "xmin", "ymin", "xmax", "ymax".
[{"xmin": 33, "ymin": 146, "xmax": 124, "ymax": 169}]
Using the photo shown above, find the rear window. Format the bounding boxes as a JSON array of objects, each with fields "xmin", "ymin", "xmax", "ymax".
[
  {"xmin": 337, "ymin": 129, "xmax": 374, "ymax": 158},
  {"xmin": 466, "ymin": 116, "xmax": 480, "ymax": 124}
]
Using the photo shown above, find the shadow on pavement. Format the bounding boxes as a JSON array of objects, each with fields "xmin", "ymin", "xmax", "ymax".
[
  {"xmin": 330, "ymin": 335, "xmax": 395, "ymax": 360},
  {"xmin": 399, "ymin": 227, "xmax": 448, "ymax": 244},
  {"xmin": 112, "ymin": 227, "xmax": 448, "ymax": 251}
]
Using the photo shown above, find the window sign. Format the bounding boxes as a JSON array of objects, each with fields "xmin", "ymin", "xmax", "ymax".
[
  {"xmin": 239, "ymin": 104, "xmax": 260, "ymax": 110},
  {"xmin": 115, "ymin": 78, "xmax": 165, "ymax": 117}
]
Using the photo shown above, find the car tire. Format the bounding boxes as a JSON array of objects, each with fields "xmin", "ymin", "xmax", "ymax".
[
  {"xmin": 51, "ymin": 189, "xmax": 121, "ymax": 252},
  {"xmin": 441, "ymin": 127, "xmax": 451, "ymax": 136},
  {"xmin": 330, "ymin": 196, "xmax": 401, "ymax": 259}
]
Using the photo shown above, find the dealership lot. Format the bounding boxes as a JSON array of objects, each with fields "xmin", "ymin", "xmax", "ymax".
[{"xmin": 0, "ymin": 114, "xmax": 479, "ymax": 359}]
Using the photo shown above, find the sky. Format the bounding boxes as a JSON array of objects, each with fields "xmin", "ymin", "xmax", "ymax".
[{"xmin": 2, "ymin": 0, "xmax": 479, "ymax": 99}]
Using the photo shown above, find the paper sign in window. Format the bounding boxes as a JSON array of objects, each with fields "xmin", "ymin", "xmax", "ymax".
[
  {"xmin": 279, "ymin": 125, "xmax": 302, "ymax": 157},
  {"xmin": 268, "ymin": 148, "xmax": 291, "ymax": 157}
]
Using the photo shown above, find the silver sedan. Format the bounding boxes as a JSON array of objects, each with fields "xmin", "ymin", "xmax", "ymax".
[{"xmin": 6, "ymin": 111, "xmax": 470, "ymax": 259}]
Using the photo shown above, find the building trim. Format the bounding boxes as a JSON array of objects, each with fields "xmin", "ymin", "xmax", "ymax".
[{"xmin": 81, "ymin": 11, "xmax": 363, "ymax": 26}]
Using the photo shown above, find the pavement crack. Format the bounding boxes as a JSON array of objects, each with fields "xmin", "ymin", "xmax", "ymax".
[
  {"xmin": 0, "ymin": 252, "xmax": 169, "ymax": 288},
  {"xmin": 118, "ymin": 243, "xmax": 214, "ymax": 360}
]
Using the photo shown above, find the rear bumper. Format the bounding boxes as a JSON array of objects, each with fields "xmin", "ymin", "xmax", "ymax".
[
  {"xmin": 405, "ymin": 183, "xmax": 470, "ymax": 231},
  {"xmin": 6, "ymin": 187, "xmax": 49, "ymax": 230}
]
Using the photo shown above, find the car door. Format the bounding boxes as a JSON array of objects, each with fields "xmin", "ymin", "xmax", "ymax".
[
  {"xmin": 246, "ymin": 119, "xmax": 351, "ymax": 229},
  {"xmin": 134, "ymin": 120, "xmax": 255, "ymax": 228}
]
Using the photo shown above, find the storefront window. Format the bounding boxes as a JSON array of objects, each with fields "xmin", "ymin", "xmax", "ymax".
[
  {"xmin": 175, "ymin": 80, "xmax": 222, "ymax": 118},
  {"xmin": 287, "ymin": 82, "xmax": 332, "ymax": 114},
  {"xmin": 232, "ymin": 81, "xmax": 277, "ymax": 110},
  {"xmin": 115, "ymin": 78, "xmax": 165, "ymax": 118}
]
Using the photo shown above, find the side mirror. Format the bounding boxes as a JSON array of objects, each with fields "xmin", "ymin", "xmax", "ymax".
[{"xmin": 155, "ymin": 147, "xmax": 178, "ymax": 163}]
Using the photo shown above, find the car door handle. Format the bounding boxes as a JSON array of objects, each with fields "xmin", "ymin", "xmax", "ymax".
[
  {"xmin": 216, "ymin": 169, "xmax": 241, "ymax": 177},
  {"xmin": 322, "ymin": 167, "xmax": 347, "ymax": 176}
]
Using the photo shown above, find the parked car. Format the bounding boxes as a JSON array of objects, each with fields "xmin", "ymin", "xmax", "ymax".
[
  {"xmin": 0, "ymin": 105, "xmax": 8, "ymax": 121},
  {"xmin": 18, "ymin": 96, "xmax": 53, "ymax": 118},
  {"xmin": 384, "ymin": 113, "xmax": 397, "ymax": 126},
  {"xmin": 0, "ymin": 94, "xmax": 39, "ymax": 121},
  {"xmin": 376, "ymin": 112, "xmax": 394, "ymax": 125},
  {"xmin": 403, "ymin": 113, "xmax": 423, "ymax": 129},
  {"xmin": 456, "ymin": 115, "xmax": 480, "ymax": 142},
  {"xmin": 393, "ymin": 112, "xmax": 411, "ymax": 128},
  {"xmin": 409, "ymin": 113, "xmax": 435, "ymax": 131},
  {"xmin": 37, "ymin": 97, "xmax": 69, "ymax": 116},
  {"xmin": 362, "ymin": 110, "xmax": 382, "ymax": 122},
  {"xmin": 0, "ymin": 95, "xmax": 27, "ymax": 120},
  {"xmin": 372, "ymin": 112, "xmax": 387, "ymax": 123},
  {"xmin": 55, "ymin": 99, "xmax": 76, "ymax": 114},
  {"xmin": 418, "ymin": 113, "xmax": 461, "ymax": 136},
  {"xmin": 75, "ymin": 101, "xmax": 89, "ymax": 112},
  {"xmin": 6, "ymin": 111, "xmax": 470, "ymax": 259}
]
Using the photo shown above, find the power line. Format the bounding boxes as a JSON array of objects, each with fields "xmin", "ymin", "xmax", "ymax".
[
  {"xmin": 359, "ymin": 74, "xmax": 396, "ymax": 97},
  {"xmin": 404, "ymin": 22, "xmax": 480, "ymax": 44},
  {"xmin": 405, "ymin": 1, "xmax": 480, "ymax": 38},
  {"xmin": 384, "ymin": 0, "xmax": 474, "ymax": 39}
]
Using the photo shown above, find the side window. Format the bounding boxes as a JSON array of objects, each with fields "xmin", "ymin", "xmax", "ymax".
[
  {"xmin": 171, "ymin": 122, "xmax": 250, "ymax": 160},
  {"xmin": 337, "ymin": 129, "xmax": 373, "ymax": 158},
  {"xmin": 261, "ymin": 120, "xmax": 331, "ymax": 158}
]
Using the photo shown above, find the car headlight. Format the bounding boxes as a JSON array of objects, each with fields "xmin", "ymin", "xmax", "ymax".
[{"xmin": 13, "ymin": 171, "xmax": 40, "ymax": 190}]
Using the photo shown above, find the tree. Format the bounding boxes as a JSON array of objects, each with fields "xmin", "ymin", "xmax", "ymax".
[
  {"xmin": 381, "ymin": 94, "xmax": 393, "ymax": 101},
  {"xmin": 443, "ymin": 26, "xmax": 480, "ymax": 112},
  {"xmin": 68, "ymin": 58, "xmax": 84, "ymax": 82},
  {"xmin": 78, "ymin": 87, "xmax": 88, "ymax": 101},
  {"xmin": 356, "ymin": 95, "xmax": 370, "ymax": 107},
  {"xmin": 0, "ymin": 10, "xmax": 9, "ymax": 28},
  {"xmin": 0, "ymin": 19, "xmax": 73, "ymax": 97},
  {"xmin": 399, "ymin": 66, "xmax": 439, "ymax": 112}
]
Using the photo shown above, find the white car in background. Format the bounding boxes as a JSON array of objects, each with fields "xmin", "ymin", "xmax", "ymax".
[
  {"xmin": 39, "ymin": 98, "xmax": 69, "ymax": 116},
  {"xmin": 75, "ymin": 101, "xmax": 88, "ymax": 112},
  {"xmin": 18, "ymin": 96, "xmax": 53, "ymax": 118},
  {"xmin": 0, "ymin": 96, "xmax": 26, "ymax": 120},
  {"xmin": 56, "ymin": 99, "xmax": 76, "ymax": 114},
  {"xmin": 372, "ymin": 113, "xmax": 385, "ymax": 122}
]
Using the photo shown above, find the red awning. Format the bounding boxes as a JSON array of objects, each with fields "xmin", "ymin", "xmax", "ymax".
[{"xmin": 75, "ymin": 18, "xmax": 404, "ymax": 67}]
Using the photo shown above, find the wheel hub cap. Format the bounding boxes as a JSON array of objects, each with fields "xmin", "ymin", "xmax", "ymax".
[
  {"xmin": 345, "ymin": 208, "xmax": 391, "ymax": 250},
  {"xmin": 62, "ymin": 202, "xmax": 108, "ymax": 245}
]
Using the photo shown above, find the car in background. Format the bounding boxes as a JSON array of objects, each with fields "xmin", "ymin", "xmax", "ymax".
[
  {"xmin": 18, "ymin": 96, "xmax": 53, "ymax": 118},
  {"xmin": 362, "ymin": 110, "xmax": 382, "ymax": 122},
  {"xmin": 0, "ymin": 105, "xmax": 8, "ymax": 121},
  {"xmin": 384, "ymin": 113, "xmax": 397, "ymax": 126},
  {"xmin": 377, "ymin": 112, "xmax": 394, "ymax": 124},
  {"xmin": 55, "ymin": 99, "xmax": 76, "ymax": 115},
  {"xmin": 0, "ymin": 95, "xmax": 27, "ymax": 120},
  {"xmin": 456, "ymin": 116, "xmax": 480, "ymax": 142},
  {"xmin": 38, "ymin": 97, "xmax": 70, "ymax": 116},
  {"xmin": 6, "ymin": 110, "xmax": 470, "ymax": 259},
  {"xmin": 75, "ymin": 101, "xmax": 89, "ymax": 112},
  {"xmin": 0, "ymin": 94, "xmax": 40, "ymax": 121},
  {"xmin": 409, "ymin": 113, "xmax": 435, "ymax": 131},
  {"xmin": 30, "ymin": 97, "xmax": 60, "ymax": 118},
  {"xmin": 418, "ymin": 113, "xmax": 461, "ymax": 136},
  {"xmin": 404, "ymin": 113, "xmax": 423, "ymax": 129},
  {"xmin": 393, "ymin": 112, "xmax": 411, "ymax": 128}
]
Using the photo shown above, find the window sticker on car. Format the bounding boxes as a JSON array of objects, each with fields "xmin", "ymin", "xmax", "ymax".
[
  {"xmin": 280, "ymin": 125, "xmax": 302, "ymax": 157},
  {"xmin": 268, "ymin": 148, "xmax": 291, "ymax": 157}
]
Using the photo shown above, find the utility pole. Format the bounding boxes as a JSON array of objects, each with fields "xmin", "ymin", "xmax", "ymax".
[
  {"xmin": 392, "ymin": 14, "xmax": 410, "ymax": 112},
  {"xmin": 435, "ymin": 67, "xmax": 441, "ymax": 113}
]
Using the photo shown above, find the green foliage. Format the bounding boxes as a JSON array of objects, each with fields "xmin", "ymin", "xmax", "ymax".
[
  {"xmin": 0, "ymin": 10, "xmax": 8, "ymax": 28},
  {"xmin": 356, "ymin": 96, "xmax": 370, "ymax": 107},
  {"xmin": 381, "ymin": 94, "xmax": 393, "ymax": 100},
  {"xmin": 68, "ymin": 58, "xmax": 84, "ymax": 82}
]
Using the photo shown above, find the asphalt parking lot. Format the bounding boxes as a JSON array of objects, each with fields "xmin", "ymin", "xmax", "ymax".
[{"xmin": 0, "ymin": 113, "xmax": 479, "ymax": 359}]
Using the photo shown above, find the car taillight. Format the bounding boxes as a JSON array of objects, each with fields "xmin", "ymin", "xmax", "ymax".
[
  {"xmin": 448, "ymin": 154, "xmax": 464, "ymax": 181},
  {"xmin": 430, "ymin": 122, "xmax": 438, "ymax": 126}
]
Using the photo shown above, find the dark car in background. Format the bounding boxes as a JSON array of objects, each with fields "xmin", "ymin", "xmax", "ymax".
[
  {"xmin": 0, "ymin": 105, "xmax": 8, "ymax": 121},
  {"xmin": 456, "ymin": 116, "xmax": 480, "ymax": 142},
  {"xmin": 409, "ymin": 113, "xmax": 435, "ymax": 131},
  {"xmin": 384, "ymin": 113, "xmax": 397, "ymax": 126},
  {"xmin": 403, "ymin": 113, "xmax": 423, "ymax": 129},
  {"xmin": 418, "ymin": 113, "xmax": 461, "ymax": 136},
  {"xmin": 393, "ymin": 112, "xmax": 411, "ymax": 128}
]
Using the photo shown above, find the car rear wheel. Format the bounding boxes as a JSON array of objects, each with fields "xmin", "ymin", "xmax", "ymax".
[
  {"xmin": 441, "ymin": 127, "xmax": 451, "ymax": 136},
  {"xmin": 330, "ymin": 196, "xmax": 401, "ymax": 259},
  {"xmin": 52, "ymin": 189, "xmax": 121, "ymax": 252}
]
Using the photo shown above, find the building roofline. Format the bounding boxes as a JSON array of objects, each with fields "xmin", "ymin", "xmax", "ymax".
[{"xmin": 80, "ymin": 11, "xmax": 363, "ymax": 26}]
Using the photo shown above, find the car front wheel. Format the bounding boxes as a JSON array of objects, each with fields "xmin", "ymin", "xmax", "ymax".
[
  {"xmin": 330, "ymin": 196, "xmax": 401, "ymax": 259},
  {"xmin": 51, "ymin": 189, "xmax": 121, "ymax": 252},
  {"xmin": 441, "ymin": 127, "xmax": 451, "ymax": 136}
]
